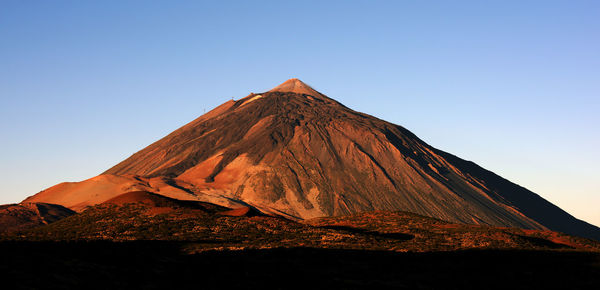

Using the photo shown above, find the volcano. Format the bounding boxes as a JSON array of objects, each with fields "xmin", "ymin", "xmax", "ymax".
[{"xmin": 24, "ymin": 78, "xmax": 600, "ymax": 240}]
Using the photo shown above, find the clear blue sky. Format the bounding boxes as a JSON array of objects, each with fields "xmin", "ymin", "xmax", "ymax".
[{"xmin": 1, "ymin": 0, "xmax": 598, "ymax": 226}]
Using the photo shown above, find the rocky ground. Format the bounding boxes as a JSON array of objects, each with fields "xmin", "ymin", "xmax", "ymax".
[{"xmin": 1, "ymin": 198, "xmax": 599, "ymax": 289}]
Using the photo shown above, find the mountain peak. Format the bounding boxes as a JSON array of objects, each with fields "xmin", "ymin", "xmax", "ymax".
[
  {"xmin": 268, "ymin": 78, "xmax": 322, "ymax": 96},
  {"xmin": 24, "ymin": 78, "xmax": 600, "ymax": 241}
]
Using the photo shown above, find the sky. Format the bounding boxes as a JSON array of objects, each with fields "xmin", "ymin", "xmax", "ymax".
[{"xmin": 1, "ymin": 0, "xmax": 598, "ymax": 226}]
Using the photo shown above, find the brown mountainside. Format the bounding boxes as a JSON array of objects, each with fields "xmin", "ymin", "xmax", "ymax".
[{"xmin": 24, "ymin": 79, "xmax": 600, "ymax": 240}]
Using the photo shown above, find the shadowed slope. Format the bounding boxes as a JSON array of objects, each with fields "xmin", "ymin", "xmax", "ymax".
[
  {"xmin": 102, "ymin": 191, "xmax": 258, "ymax": 217},
  {"xmin": 0, "ymin": 203, "xmax": 75, "ymax": 232},
  {"xmin": 432, "ymin": 150, "xmax": 600, "ymax": 240},
  {"xmin": 101, "ymin": 191, "xmax": 219, "ymax": 209}
]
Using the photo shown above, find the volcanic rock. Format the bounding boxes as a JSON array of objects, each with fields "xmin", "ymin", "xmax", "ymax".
[{"xmin": 23, "ymin": 79, "xmax": 600, "ymax": 240}]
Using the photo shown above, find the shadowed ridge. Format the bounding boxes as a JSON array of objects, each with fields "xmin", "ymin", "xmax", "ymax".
[
  {"xmin": 101, "ymin": 191, "xmax": 230, "ymax": 212},
  {"xmin": 218, "ymin": 206, "xmax": 263, "ymax": 217},
  {"xmin": 19, "ymin": 202, "xmax": 76, "ymax": 223},
  {"xmin": 102, "ymin": 191, "xmax": 185, "ymax": 207},
  {"xmin": 430, "ymin": 148, "xmax": 600, "ymax": 241},
  {"xmin": 100, "ymin": 191, "xmax": 261, "ymax": 217},
  {"xmin": 0, "ymin": 202, "xmax": 75, "ymax": 232}
]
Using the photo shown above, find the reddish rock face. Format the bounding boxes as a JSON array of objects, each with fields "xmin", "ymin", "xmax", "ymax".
[{"xmin": 24, "ymin": 79, "xmax": 600, "ymax": 240}]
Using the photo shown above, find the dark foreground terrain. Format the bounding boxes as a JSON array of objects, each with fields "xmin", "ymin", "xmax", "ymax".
[
  {"xmin": 2, "ymin": 194, "xmax": 599, "ymax": 289},
  {"xmin": 1, "ymin": 241, "xmax": 599, "ymax": 289}
]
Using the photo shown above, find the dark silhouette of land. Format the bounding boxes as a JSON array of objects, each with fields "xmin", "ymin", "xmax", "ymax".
[{"xmin": 1, "ymin": 241, "xmax": 599, "ymax": 289}]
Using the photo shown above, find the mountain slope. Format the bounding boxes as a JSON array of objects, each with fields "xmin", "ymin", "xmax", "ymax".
[
  {"xmin": 24, "ymin": 79, "xmax": 600, "ymax": 240},
  {"xmin": 0, "ymin": 203, "xmax": 75, "ymax": 232}
]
